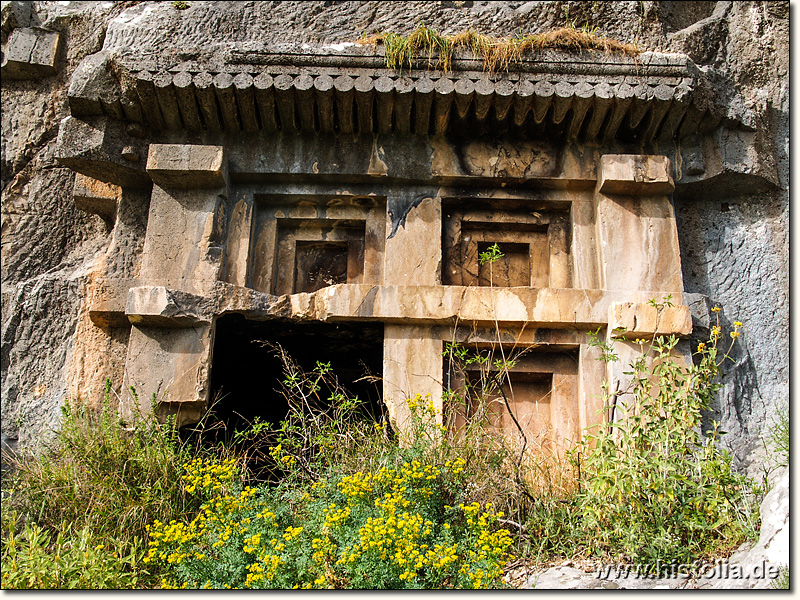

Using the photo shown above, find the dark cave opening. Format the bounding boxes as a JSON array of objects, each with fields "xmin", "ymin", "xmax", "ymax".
[{"xmin": 206, "ymin": 315, "xmax": 385, "ymax": 436}]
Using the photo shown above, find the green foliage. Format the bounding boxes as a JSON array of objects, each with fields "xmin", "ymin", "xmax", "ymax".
[
  {"xmin": 1, "ymin": 381, "xmax": 204, "ymax": 587},
  {"xmin": 768, "ymin": 404, "xmax": 789, "ymax": 468},
  {"xmin": 171, "ymin": 1, "xmax": 189, "ymax": 9},
  {"xmin": 144, "ymin": 397, "xmax": 515, "ymax": 589},
  {"xmin": 478, "ymin": 242, "xmax": 504, "ymax": 266},
  {"xmin": 575, "ymin": 309, "xmax": 755, "ymax": 563},
  {"xmin": 1, "ymin": 515, "xmax": 140, "ymax": 589}
]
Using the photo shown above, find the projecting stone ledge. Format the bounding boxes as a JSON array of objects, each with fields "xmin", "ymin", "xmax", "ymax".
[
  {"xmin": 598, "ymin": 154, "xmax": 675, "ymax": 195},
  {"xmin": 120, "ymin": 283, "xmax": 694, "ymax": 332},
  {"xmin": 608, "ymin": 302, "xmax": 693, "ymax": 339},
  {"xmin": 55, "ymin": 116, "xmax": 150, "ymax": 188},
  {"xmin": 146, "ymin": 144, "xmax": 227, "ymax": 188},
  {"xmin": 65, "ymin": 42, "xmax": 754, "ymax": 142},
  {"xmin": 73, "ymin": 174, "xmax": 120, "ymax": 222}
]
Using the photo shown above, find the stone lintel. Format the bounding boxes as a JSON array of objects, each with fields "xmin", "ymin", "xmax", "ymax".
[
  {"xmin": 1, "ymin": 27, "xmax": 61, "ymax": 79},
  {"xmin": 197, "ymin": 282, "xmax": 688, "ymax": 329},
  {"xmin": 315, "ymin": 285, "xmax": 682, "ymax": 328},
  {"xmin": 608, "ymin": 301, "xmax": 692, "ymax": 339},
  {"xmin": 598, "ymin": 154, "xmax": 675, "ymax": 195},
  {"xmin": 126, "ymin": 286, "xmax": 213, "ymax": 327},
  {"xmin": 120, "ymin": 283, "xmax": 695, "ymax": 331},
  {"xmin": 146, "ymin": 144, "xmax": 227, "ymax": 188},
  {"xmin": 73, "ymin": 173, "xmax": 120, "ymax": 221}
]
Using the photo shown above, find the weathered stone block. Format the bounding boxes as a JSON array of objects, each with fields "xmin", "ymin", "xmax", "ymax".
[
  {"xmin": 68, "ymin": 51, "xmax": 121, "ymax": 117},
  {"xmin": 595, "ymin": 161, "xmax": 684, "ymax": 293},
  {"xmin": 384, "ymin": 195, "xmax": 441, "ymax": 286},
  {"xmin": 598, "ymin": 154, "xmax": 675, "ymax": 195},
  {"xmin": 146, "ymin": 144, "xmax": 227, "ymax": 188},
  {"xmin": 609, "ymin": 301, "xmax": 692, "ymax": 339},
  {"xmin": 1, "ymin": 26, "xmax": 61, "ymax": 79},
  {"xmin": 138, "ymin": 185, "xmax": 227, "ymax": 296},
  {"xmin": 126, "ymin": 286, "xmax": 213, "ymax": 327},
  {"xmin": 55, "ymin": 116, "xmax": 151, "ymax": 188},
  {"xmin": 88, "ymin": 277, "xmax": 140, "ymax": 327},
  {"xmin": 121, "ymin": 324, "xmax": 213, "ymax": 427},
  {"xmin": 73, "ymin": 173, "xmax": 120, "ymax": 222}
]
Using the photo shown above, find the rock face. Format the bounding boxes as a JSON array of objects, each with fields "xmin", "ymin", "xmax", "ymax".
[{"xmin": 1, "ymin": 0, "xmax": 787, "ymax": 499}]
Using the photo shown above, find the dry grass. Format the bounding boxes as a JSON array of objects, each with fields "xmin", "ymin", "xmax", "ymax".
[{"xmin": 357, "ymin": 24, "xmax": 639, "ymax": 73}]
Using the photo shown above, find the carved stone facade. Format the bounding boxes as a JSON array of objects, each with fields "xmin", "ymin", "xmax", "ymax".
[
  {"xmin": 3, "ymin": 1, "xmax": 783, "ymax": 459},
  {"xmin": 49, "ymin": 38, "xmax": 735, "ymax": 451}
]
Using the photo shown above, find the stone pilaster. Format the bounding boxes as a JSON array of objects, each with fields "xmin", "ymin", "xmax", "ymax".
[{"xmin": 121, "ymin": 144, "xmax": 229, "ymax": 424}]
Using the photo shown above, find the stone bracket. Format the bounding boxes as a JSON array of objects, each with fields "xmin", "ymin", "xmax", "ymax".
[
  {"xmin": 146, "ymin": 144, "xmax": 227, "ymax": 189},
  {"xmin": 598, "ymin": 154, "xmax": 675, "ymax": 196},
  {"xmin": 1, "ymin": 26, "xmax": 61, "ymax": 79},
  {"xmin": 608, "ymin": 301, "xmax": 692, "ymax": 339},
  {"xmin": 55, "ymin": 116, "xmax": 151, "ymax": 188},
  {"xmin": 88, "ymin": 278, "xmax": 141, "ymax": 327}
]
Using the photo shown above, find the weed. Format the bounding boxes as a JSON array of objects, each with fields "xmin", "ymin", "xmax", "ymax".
[
  {"xmin": 768, "ymin": 404, "xmax": 789, "ymax": 468},
  {"xmin": 574, "ymin": 308, "xmax": 756, "ymax": 563},
  {"xmin": 358, "ymin": 23, "xmax": 639, "ymax": 73},
  {"xmin": 1, "ymin": 517, "xmax": 140, "ymax": 589},
  {"xmin": 0, "ymin": 381, "xmax": 207, "ymax": 587},
  {"xmin": 771, "ymin": 566, "xmax": 789, "ymax": 589}
]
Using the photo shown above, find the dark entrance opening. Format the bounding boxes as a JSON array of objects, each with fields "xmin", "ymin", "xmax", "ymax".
[{"xmin": 208, "ymin": 315, "xmax": 384, "ymax": 434}]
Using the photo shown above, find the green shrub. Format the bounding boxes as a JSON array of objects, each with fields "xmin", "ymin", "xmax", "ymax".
[
  {"xmin": 575, "ymin": 306, "xmax": 756, "ymax": 563},
  {"xmin": 769, "ymin": 405, "xmax": 789, "ymax": 468}
]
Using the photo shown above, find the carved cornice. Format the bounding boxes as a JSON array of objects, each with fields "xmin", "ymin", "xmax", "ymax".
[{"xmin": 67, "ymin": 46, "xmax": 747, "ymax": 143}]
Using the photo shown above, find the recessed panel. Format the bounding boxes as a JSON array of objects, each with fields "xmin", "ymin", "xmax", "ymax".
[
  {"xmin": 246, "ymin": 195, "xmax": 385, "ymax": 295},
  {"xmin": 443, "ymin": 200, "xmax": 570, "ymax": 288},
  {"xmin": 476, "ymin": 241, "xmax": 531, "ymax": 287},
  {"xmin": 446, "ymin": 347, "xmax": 578, "ymax": 451},
  {"xmin": 294, "ymin": 241, "xmax": 349, "ymax": 293}
]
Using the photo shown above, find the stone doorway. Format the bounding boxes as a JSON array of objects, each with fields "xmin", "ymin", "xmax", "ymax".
[{"xmin": 208, "ymin": 316, "xmax": 385, "ymax": 432}]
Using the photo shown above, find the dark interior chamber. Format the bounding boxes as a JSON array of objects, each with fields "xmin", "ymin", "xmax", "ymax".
[{"xmin": 208, "ymin": 315, "xmax": 384, "ymax": 433}]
